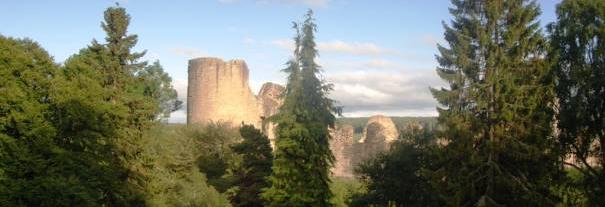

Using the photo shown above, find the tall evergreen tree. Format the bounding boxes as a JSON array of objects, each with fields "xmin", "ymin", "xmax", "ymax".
[
  {"xmin": 230, "ymin": 124, "xmax": 273, "ymax": 207},
  {"xmin": 262, "ymin": 10, "xmax": 340, "ymax": 206},
  {"xmin": 63, "ymin": 5, "xmax": 163, "ymax": 205},
  {"xmin": 549, "ymin": 0, "xmax": 605, "ymax": 205},
  {"xmin": 430, "ymin": 0, "xmax": 561, "ymax": 206}
]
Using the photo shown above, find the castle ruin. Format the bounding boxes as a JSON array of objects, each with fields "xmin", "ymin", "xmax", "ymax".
[
  {"xmin": 187, "ymin": 57, "xmax": 262, "ymax": 127},
  {"xmin": 329, "ymin": 115, "xmax": 399, "ymax": 177},
  {"xmin": 187, "ymin": 57, "xmax": 400, "ymax": 177}
]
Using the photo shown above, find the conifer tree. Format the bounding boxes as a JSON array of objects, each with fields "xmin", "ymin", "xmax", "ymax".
[
  {"xmin": 63, "ymin": 5, "xmax": 161, "ymax": 205},
  {"xmin": 430, "ymin": 0, "xmax": 560, "ymax": 206},
  {"xmin": 549, "ymin": 0, "xmax": 605, "ymax": 205},
  {"xmin": 262, "ymin": 10, "xmax": 340, "ymax": 207},
  {"xmin": 230, "ymin": 124, "xmax": 273, "ymax": 207}
]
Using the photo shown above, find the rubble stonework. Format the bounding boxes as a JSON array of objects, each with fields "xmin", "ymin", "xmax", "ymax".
[
  {"xmin": 257, "ymin": 82, "xmax": 285, "ymax": 147},
  {"xmin": 332, "ymin": 115, "xmax": 400, "ymax": 177},
  {"xmin": 329, "ymin": 125, "xmax": 356, "ymax": 177},
  {"xmin": 360, "ymin": 115, "xmax": 399, "ymax": 143},
  {"xmin": 187, "ymin": 57, "xmax": 399, "ymax": 177}
]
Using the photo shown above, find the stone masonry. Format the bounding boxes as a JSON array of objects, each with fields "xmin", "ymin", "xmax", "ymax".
[
  {"xmin": 187, "ymin": 57, "xmax": 262, "ymax": 127},
  {"xmin": 187, "ymin": 57, "xmax": 399, "ymax": 177}
]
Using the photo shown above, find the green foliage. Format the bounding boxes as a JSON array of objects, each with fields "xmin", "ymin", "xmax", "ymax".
[
  {"xmin": 1, "ymin": 4, "xmax": 184, "ymax": 206},
  {"xmin": 262, "ymin": 9, "xmax": 341, "ymax": 207},
  {"xmin": 136, "ymin": 61, "xmax": 182, "ymax": 121},
  {"xmin": 229, "ymin": 124, "xmax": 273, "ymax": 207},
  {"xmin": 140, "ymin": 124, "xmax": 231, "ymax": 207},
  {"xmin": 350, "ymin": 129, "xmax": 444, "ymax": 207},
  {"xmin": 186, "ymin": 122, "xmax": 242, "ymax": 193},
  {"xmin": 61, "ymin": 5, "xmax": 157, "ymax": 205},
  {"xmin": 0, "ymin": 35, "xmax": 133, "ymax": 206},
  {"xmin": 429, "ymin": 0, "xmax": 562, "ymax": 206},
  {"xmin": 553, "ymin": 169, "xmax": 590, "ymax": 207},
  {"xmin": 330, "ymin": 177, "xmax": 362, "ymax": 207},
  {"xmin": 549, "ymin": 0, "xmax": 605, "ymax": 205}
]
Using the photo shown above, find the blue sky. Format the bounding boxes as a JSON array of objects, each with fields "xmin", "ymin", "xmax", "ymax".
[{"xmin": 1, "ymin": 0, "xmax": 561, "ymax": 122}]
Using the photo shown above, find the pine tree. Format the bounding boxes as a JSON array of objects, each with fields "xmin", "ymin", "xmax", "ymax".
[
  {"xmin": 230, "ymin": 124, "xmax": 273, "ymax": 207},
  {"xmin": 96, "ymin": 4, "xmax": 146, "ymax": 91},
  {"xmin": 62, "ymin": 5, "xmax": 160, "ymax": 205},
  {"xmin": 430, "ymin": 0, "xmax": 561, "ymax": 206},
  {"xmin": 262, "ymin": 10, "xmax": 340, "ymax": 206},
  {"xmin": 549, "ymin": 0, "xmax": 605, "ymax": 205}
]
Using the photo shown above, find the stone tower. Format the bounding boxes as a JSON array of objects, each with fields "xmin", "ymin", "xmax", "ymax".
[{"xmin": 187, "ymin": 57, "xmax": 261, "ymax": 127}]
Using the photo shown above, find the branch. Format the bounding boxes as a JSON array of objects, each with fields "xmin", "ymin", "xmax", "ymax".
[
  {"xmin": 570, "ymin": 142, "xmax": 599, "ymax": 176},
  {"xmin": 563, "ymin": 161, "xmax": 597, "ymax": 178}
]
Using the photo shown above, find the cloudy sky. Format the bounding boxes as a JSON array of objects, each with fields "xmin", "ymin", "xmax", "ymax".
[{"xmin": 1, "ymin": 0, "xmax": 560, "ymax": 122}]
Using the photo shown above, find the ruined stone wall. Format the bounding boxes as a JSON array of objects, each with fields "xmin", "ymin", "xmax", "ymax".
[
  {"xmin": 329, "ymin": 125, "xmax": 355, "ymax": 178},
  {"xmin": 187, "ymin": 57, "xmax": 261, "ymax": 127},
  {"xmin": 186, "ymin": 57, "xmax": 400, "ymax": 178},
  {"xmin": 258, "ymin": 82, "xmax": 285, "ymax": 147},
  {"xmin": 332, "ymin": 115, "xmax": 399, "ymax": 178},
  {"xmin": 360, "ymin": 115, "xmax": 399, "ymax": 144}
]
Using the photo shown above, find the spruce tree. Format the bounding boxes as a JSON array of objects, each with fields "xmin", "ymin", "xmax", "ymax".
[
  {"xmin": 63, "ymin": 5, "xmax": 160, "ymax": 205},
  {"xmin": 262, "ymin": 10, "xmax": 340, "ymax": 206},
  {"xmin": 430, "ymin": 0, "xmax": 560, "ymax": 206},
  {"xmin": 549, "ymin": 0, "xmax": 605, "ymax": 205},
  {"xmin": 230, "ymin": 124, "xmax": 273, "ymax": 207}
]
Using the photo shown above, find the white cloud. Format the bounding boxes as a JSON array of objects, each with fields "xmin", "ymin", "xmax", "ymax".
[
  {"xmin": 170, "ymin": 48, "xmax": 208, "ymax": 58},
  {"xmin": 326, "ymin": 69, "xmax": 446, "ymax": 117},
  {"xmin": 336, "ymin": 83, "xmax": 392, "ymax": 104},
  {"xmin": 318, "ymin": 40, "xmax": 397, "ymax": 56},
  {"xmin": 363, "ymin": 59, "xmax": 398, "ymax": 69}
]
